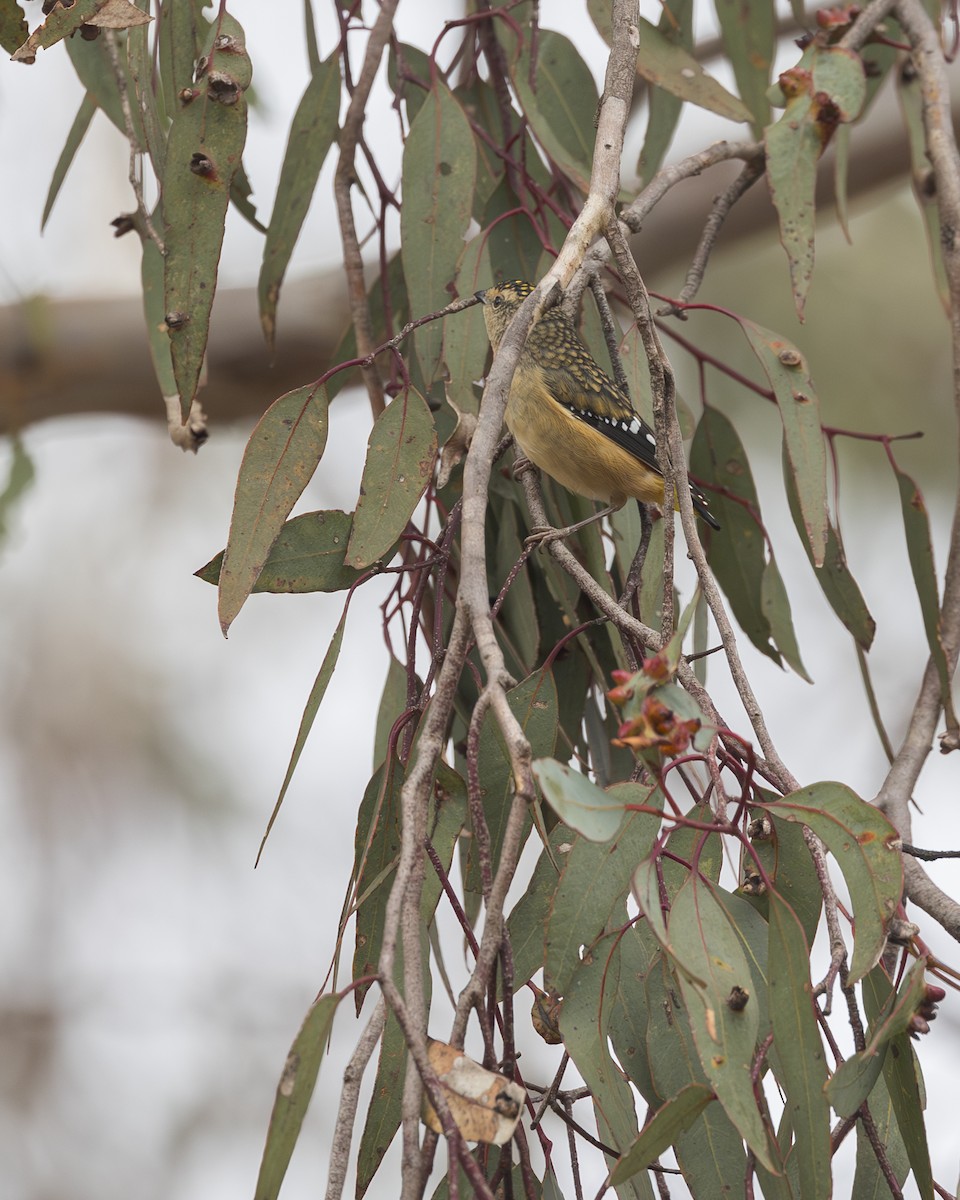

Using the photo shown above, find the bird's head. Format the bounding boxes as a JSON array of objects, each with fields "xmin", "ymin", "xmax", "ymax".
[{"xmin": 475, "ymin": 279, "xmax": 535, "ymax": 349}]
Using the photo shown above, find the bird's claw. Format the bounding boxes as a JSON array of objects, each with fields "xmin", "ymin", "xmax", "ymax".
[{"xmin": 523, "ymin": 525, "xmax": 562, "ymax": 550}]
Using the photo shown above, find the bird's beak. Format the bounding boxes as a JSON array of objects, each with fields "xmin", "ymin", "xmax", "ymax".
[{"xmin": 474, "ymin": 289, "xmax": 487, "ymax": 304}]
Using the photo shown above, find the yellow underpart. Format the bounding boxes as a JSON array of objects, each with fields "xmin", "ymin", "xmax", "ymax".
[{"xmin": 506, "ymin": 362, "xmax": 666, "ymax": 507}]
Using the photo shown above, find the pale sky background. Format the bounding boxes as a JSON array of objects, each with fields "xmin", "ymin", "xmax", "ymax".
[{"xmin": 1, "ymin": 3, "xmax": 959, "ymax": 1199}]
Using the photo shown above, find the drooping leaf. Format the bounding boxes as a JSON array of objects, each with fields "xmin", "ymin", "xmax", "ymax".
[
  {"xmin": 767, "ymin": 890, "xmax": 830, "ymax": 1200},
  {"xmin": 642, "ymin": 957, "xmax": 750, "ymax": 1194},
  {"xmin": 714, "ymin": 0, "xmax": 774, "ymax": 133},
  {"xmin": 691, "ymin": 405, "xmax": 808, "ymax": 676},
  {"xmin": 356, "ymin": 1007, "xmax": 405, "ymax": 1199},
  {"xmin": 345, "ymin": 388, "xmax": 437, "ymax": 569},
  {"xmin": 505, "ymin": 822, "xmax": 574, "ymax": 995},
  {"xmin": 560, "ymin": 935, "xmax": 655, "ymax": 1200},
  {"xmin": 259, "ymin": 52, "xmax": 341, "ymax": 348},
  {"xmin": 387, "ymin": 40, "xmax": 431, "ymax": 126},
  {"xmin": 546, "ymin": 791, "xmax": 663, "ymax": 994},
  {"xmin": 862, "ymin": 970, "xmax": 934, "ymax": 1200},
  {"xmin": 127, "ymin": 11, "xmax": 165, "ymax": 174},
  {"xmin": 851, "ymin": 1069, "xmax": 911, "ymax": 1198},
  {"xmin": 351, "ymin": 762, "xmax": 403, "ymax": 1004},
  {"xmin": 65, "ymin": 28, "xmax": 145, "ymax": 146},
  {"xmin": 667, "ymin": 877, "xmax": 779, "ymax": 1172},
  {"xmin": 899, "ymin": 53, "xmax": 950, "ymax": 310},
  {"xmin": 827, "ymin": 957, "xmax": 929, "ymax": 1118},
  {"xmin": 610, "ymin": 1084, "xmax": 715, "ymax": 1186},
  {"xmin": 533, "ymin": 759, "xmax": 627, "ymax": 844},
  {"xmin": 783, "ymin": 444, "xmax": 875, "ymax": 649},
  {"xmin": 218, "ymin": 383, "xmax": 329, "ymax": 634},
  {"xmin": 765, "ymin": 46, "xmax": 866, "ymax": 318},
  {"xmin": 636, "ymin": 0, "xmax": 693, "ymax": 182},
  {"xmin": 373, "ymin": 655, "xmax": 413, "ymax": 770},
  {"xmin": 163, "ymin": 14, "xmax": 250, "ymax": 417},
  {"xmin": 400, "ymin": 83, "xmax": 476, "ymax": 386},
  {"xmin": 196, "ymin": 510, "xmax": 368, "ymax": 595},
  {"xmin": 256, "ymin": 607, "xmax": 346, "ymax": 866},
  {"xmin": 464, "ymin": 671, "xmax": 558, "ymax": 910},
  {"xmin": 444, "ymin": 232, "xmax": 494, "ymax": 416},
  {"xmin": 511, "ymin": 30, "xmax": 598, "ymax": 193},
  {"xmin": 42, "ymin": 94, "xmax": 97, "ymax": 231},
  {"xmin": 762, "ymin": 782, "xmax": 902, "ymax": 983},
  {"xmin": 891, "ymin": 460, "xmax": 957, "ymax": 731},
  {"xmin": 141, "ymin": 227, "xmax": 177, "ymax": 399},
  {"xmin": 738, "ymin": 319, "xmax": 828, "ymax": 565},
  {"xmin": 253, "ymin": 993, "xmax": 340, "ymax": 1200},
  {"xmin": 588, "ymin": 0, "xmax": 752, "ymax": 123}
]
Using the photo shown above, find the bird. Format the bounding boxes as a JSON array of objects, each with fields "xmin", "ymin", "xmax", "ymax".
[{"xmin": 475, "ymin": 279, "xmax": 720, "ymax": 536}]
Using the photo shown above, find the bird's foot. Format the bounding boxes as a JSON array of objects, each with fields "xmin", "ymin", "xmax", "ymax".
[
  {"xmin": 512, "ymin": 455, "xmax": 536, "ymax": 480},
  {"xmin": 523, "ymin": 524, "xmax": 564, "ymax": 550}
]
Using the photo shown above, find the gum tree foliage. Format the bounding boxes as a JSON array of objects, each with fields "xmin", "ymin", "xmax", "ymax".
[{"xmin": 5, "ymin": 0, "xmax": 960, "ymax": 1197}]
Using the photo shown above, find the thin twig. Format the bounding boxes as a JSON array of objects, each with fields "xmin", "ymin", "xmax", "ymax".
[
  {"xmin": 324, "ymin": 998, "xmax": 387, "ymax": 1200},
  {"xmin": 103, "ymin": 32, "xmax": 164, "ymax": 253}
]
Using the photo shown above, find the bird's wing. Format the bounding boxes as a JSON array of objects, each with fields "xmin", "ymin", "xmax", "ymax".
[{"xmin": 540, "ymin": 359, "xmax": 663, "ymax": 477}]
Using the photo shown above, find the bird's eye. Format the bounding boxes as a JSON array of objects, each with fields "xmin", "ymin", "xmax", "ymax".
[{"xmin": 493, "ymin": 296, "xmax": 503, "ymax": 307}]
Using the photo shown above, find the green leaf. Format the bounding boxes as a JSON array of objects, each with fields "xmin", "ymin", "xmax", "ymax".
[
  {"xmin": 141, "ymin": 226, "xmax": 177, "ymax": 400},
  {"xmin": 259, "ymin": 53, "xmax": 341, "ymax": 348},
  {"xmin": 767, "ymin": 891, "xmax": 830, "ymax": 1200},
  {"xmin": 345, "ymin": 389, "xmax": 437, "ymax": 570},
  {"xmin": 388, "ymin": 40, "xmax": 431, "ymax": 126},
  {"xmin": 546, "ymin": 791, "xmax": 664, "ymax": 993},
  {"xmin": 892, "ymin": 461, "xmax": 957, "ymax": 730},
  {"xmin": 493, "ymin": 500, "xmax": 540, "ymax": 677},
  {"xmin": 0, "ymin": 0, "xmax": 27, "ymax": 55},
  {"xmin": 560, "ymin": 935, "xmax": 656, "ymax": 1200},
  {"xmin": 761, "ymin": 557, "xmax": 811, "ymax": 682},
  {"xmin": 747, "ymin": 807, "xmax": 822, "ymax": 948},
  {"xmin": 762, "ymin": 782, "xmax": 902, "ymax": 983},
  {"xmin": 256, "ymin": 609, "xmax": 347, "ymax": 866},
  {"xmin": 852, "ymin": 1072, "xmax": 912, "ymax": 1197},
  {"xmin": 373, "ymin": 655, "xmax": 412, "ymax": 770},
  {"xmin": 643, "ymin": 956, "xmax": 750, "ymax": 1193},
  {"xmin": 127, "ymin": 11, "xmax": 165, "ymax": 175},
  {"xmin": 899, "ymin": 52, "xmax": 950, "ymax": 310},
  {"xmin": 783, "ymin": 444, "xmax": 875, "ymax": 649},
  {"xmin": 41, "ymin": 94, "xmax": 97, "ymax": 231},
  {"xmin": 667, "ymin": 877, "xmax": 779, "ymax": 1172},
  {"xmin": 467, "ymin": 671, "xmax": 558, "ymax": 899},
  {"xmin": 636, "ymin": 0, "xmax": 692, "ymax": 183},
  {"xmin": 533, "ymin": 759, "xmax": 627, "ymax": 843},
  {"xmin": 738, "ymin": 319, "xmax": 828, "ymax": 565},
  {"xmin": 196, "ymin": 510, "xmax": 367, "ymax": 595},
  {"xmin": 764, "ymin": 94, "xmax": 819, "ymax": 320},
  {"xmin": 253, "ymin": 993, "xmax": 340, "ymax": 1200},
  {"xmin": 610, "ymin": 1084, "xmax": 715, "ymax": 1185},
  {"xmin": 691, "ymin": 406, "xmax": 800, "ymax": 672},
  {"xmin": 229, "ymin": 161, "xmax": 266, "ymax": 232},
  {"xmin": 511, "ymin": 30, "xmax": 597, "ymax": 193},
  {"xmin": 356, "ymin": 1008, "xmax": 405, "ymax": 1199},
  {"xmin": 714, "ymin": 0, "xmax": 773, "ymax": 133},
  {"xmin": 588, "ymin": 0, "xmax": 752, "ymax": 123},
  {"xmin": 506, "ymin": 822, "xmax": 574, "ymax": 994},
  {"xmin": 351, "ymin": 762, "xmax": 403, "ymax": 1001},
  {"xmin": 65, "ymin": 29, "xmax": 145, "ymax": 146},
  {"xmin": 827, "ymin": 957, "xmax": 929, "ymax": 1117},
  {"xmin": 157, "ymin": 0, "xmax": 201, "ymax": 117},
  {"xmin": 444, "ymin": 232, "xmax": 494, "ymax": 416},
  {"xmin": 163, "ymin": 15, "xmax": 250, "ymax": 416},
  {"xmin": 400, "ymin": 84, "xmax": 476, "ymax": 386},
  {"xmin": 218, "ymin": 383, "xmax": 329, "ymax": 634}
]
